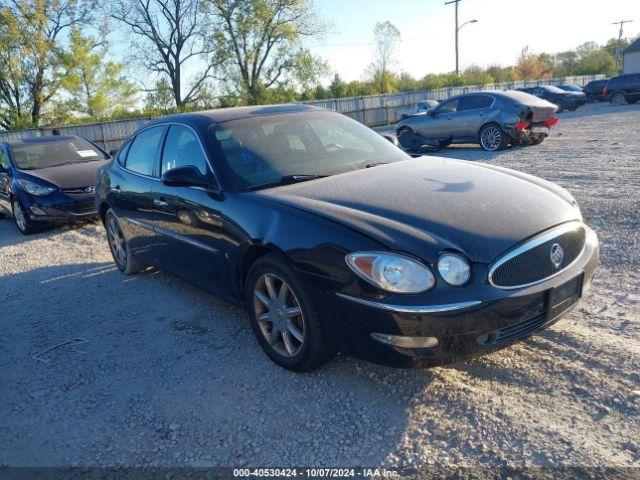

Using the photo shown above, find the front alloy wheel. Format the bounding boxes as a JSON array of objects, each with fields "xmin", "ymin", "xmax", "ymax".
[
  {"xmin": 246, "ymin": 253, "xmax": 330, "ymax": 371},
  {"xmin": 12, "ymin": 199, "xmax": 36, "ymax": 235},
  {"xmin": 479, "ymin": 124, "xmax": 508, "ymax": 151},
  {"xmin": 253, "ymin": 273, "xmax": 305, "ymax": 357}
]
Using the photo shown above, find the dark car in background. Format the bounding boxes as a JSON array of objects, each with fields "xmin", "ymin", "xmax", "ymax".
[
  {"xmin": 558, "ymin": 85, "xmax": 583, "ymax": 93},
  {"xmin": 0, "ymin": 136, "xmax": 109, "ymax": 234},
  {"xmin": 603, "ymin": 73, "xmax": 640, "ymax": 105},
  {"xmin": 96, "ymin": 105, "xmax": 598, "ymax": 372},
  {"xmin": 518, "ymin": 85, "xmax": 587, "ymax": 112},
  {"xmin": 395, "ymin": 90, "xmax": 559, "ymax": 152},
  {"xmin": 582, "ymin": 79, "xmax": 609, "ymax": 102}
]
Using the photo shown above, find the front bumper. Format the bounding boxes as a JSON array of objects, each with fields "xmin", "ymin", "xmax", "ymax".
[
  {"xmin": 21, "ymin": 192, "xmax": 97, "ymax": 224},
  {"xmin": 312, "ymin": 226, "xmax": 599, "ymax": 368}
]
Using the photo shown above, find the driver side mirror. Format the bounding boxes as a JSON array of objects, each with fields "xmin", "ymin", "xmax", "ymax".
[
  {"xmin": 427, "ymin": 109, "xmax": 436, "ymax": 116},
  {"xmin": 108, "ymin": 149, "xmax": 118, "ymax": 157},
  {"xmin": 161, "ymin": 166, "xmax": 210, "ymax": 189}
]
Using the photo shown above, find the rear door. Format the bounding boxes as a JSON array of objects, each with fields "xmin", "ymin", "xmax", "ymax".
[
  {"xmin": 628, "ymin": 74, "xmax": 640, "ymax": 101},
  {"xmin": 151, "ymin": 124, "xmax": 230, "ymax": 294},
  {"xmin": 109, "ymin": 125, "xmax": 166, "ymax": 262}
]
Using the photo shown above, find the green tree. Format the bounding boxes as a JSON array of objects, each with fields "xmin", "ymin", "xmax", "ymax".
[
  {"xmin": 0, "ymin": 0, "xmax": 95, "ymax": 126},
  {"xmin": 328, "ymin": 74, "xmax": 347, "ymax": 98},
  {"xmin": 208, "ymin": 0, "xmax": 327, "ymax": 105},
  {"xmin": 57, "ymin": 29, "xmax": 137, "ymax": 119},
  {"xmin": 144, "ymin": 77, "xmax": 177, "ymax": 113}
]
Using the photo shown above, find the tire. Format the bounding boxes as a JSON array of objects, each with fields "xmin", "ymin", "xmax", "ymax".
[
  {"xmin": 612, "ymin": 93, "xmax": 626, "ymax": 105},
  {"xmin": 245, "ymin": 253, "xmax": 330, "ymax": 372},
  {"xmin": 12, "ymin": 199, "xmax": 37, "ymax": 235},
  {"xmin": 478, "ymin": 124, "xmax": 509, "ymax": 151},
  {"xmin": 554, "ymin": 100, "xmax": 565, "ymax": 113},
  {"xmin": 397, "ymin": 127, "xmax": 417, "ymax": 151},
  {"xmin": 531, "ymin": 136, "xmax": 546, "ymax": 145},
  {"xmin": 105, "ymin": 209, "xmax": 143, "ymax": 275}
]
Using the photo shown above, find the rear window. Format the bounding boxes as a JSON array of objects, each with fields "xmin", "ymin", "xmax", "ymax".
[{"xmin": 8, "ymin": 137, "xmax": 106, "ymax": 170}]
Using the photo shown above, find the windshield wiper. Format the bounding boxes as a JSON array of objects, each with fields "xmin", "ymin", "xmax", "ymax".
[{"xmin": 242, "ymin": 174, "xmax": 328, "ymax": 192}]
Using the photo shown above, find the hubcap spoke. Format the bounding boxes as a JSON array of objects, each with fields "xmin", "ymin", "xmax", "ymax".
[
  {"xmin": 282, "ymin": 331, "xmax": 295, "ymax": 355},
  {"xmin": 286, "ymin": 321, "xmax": 304, "ymax": 342},
  {"xmin": 268, "ymin": 325, "xmax": 281, "ymax": 346},
  {"xmin": 264, "ymin": 275, "xmax": 278, "ymax": 300},
  {"xmin": 285, "ymin": 306, "xmax": 301, "ymax": 318},
  {"xmin": 254, "ymin": 290, "xmax": 270, "ymax": 307}
]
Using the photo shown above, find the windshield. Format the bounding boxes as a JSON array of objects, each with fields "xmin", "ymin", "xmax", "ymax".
[
  {"xmin": 8, "ymin": 137, "xmax": 107, "ymax": 170},
  {"xmin": 211, "ymin": 111, "xmax": 409, "ymax": 191}
]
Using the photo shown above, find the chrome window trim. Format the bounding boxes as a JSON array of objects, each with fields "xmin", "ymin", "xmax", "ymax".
[
  {"xmin": 335, "ymin": 292, "xmax": 481, "ymax": 314},
  {"xmin": 487, "ymin": 221, "xmax": 586, "ymax": 290}
]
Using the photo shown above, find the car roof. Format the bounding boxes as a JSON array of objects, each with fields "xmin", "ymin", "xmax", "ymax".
[
  {"xmin": 5, "ymin": 135, "xmax": 83, "ymax": 147},
  {"xmin": 146, "ymin": 104, "xmax": 326, "ymax": 129}
]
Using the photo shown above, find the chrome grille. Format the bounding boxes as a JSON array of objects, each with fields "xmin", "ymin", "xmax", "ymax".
[
  {"xmin": 62, "ymin": 186, "xmax": 95, "ymax": 195},
  {"xmin": 489, "ymin": 223, "xmax": 586, "ymax": 289}
]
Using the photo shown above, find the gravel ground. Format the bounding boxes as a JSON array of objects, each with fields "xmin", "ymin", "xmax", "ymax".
[{"xmin": 1, "ymin": 102, "xmax": 639, "ymax": 474}]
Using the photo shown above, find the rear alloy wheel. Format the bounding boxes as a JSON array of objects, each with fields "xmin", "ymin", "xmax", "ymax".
[
  {"xmin": 105, "ymin": 209, "xmax": 143, "ymax": 274},
  {"xmin": 554, "ymin": 100, "xmax": 565, "ymax": 113},
  {"xmin": 246, "ymin": 254, "xmax": 330, "ymax": 372},
  {"xmin": 12, "ymin": 199, "xmax": 37, "ymax": 235},
  {"xmin": 612, "ymin": 93, "xmax": 626, "ymax": 105},
  {"xmin": 479, "ymin": 124, "xmax": 508, "ymax": 151}
]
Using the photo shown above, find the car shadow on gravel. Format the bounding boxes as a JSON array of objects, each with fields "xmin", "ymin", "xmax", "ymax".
[
  {"xmin": 0, "ymin": 217, "xmax": 102, "ymax": 248},
  {"xmin": 1, "ymin": 261, "xmax": 427, "ymax": 467}
]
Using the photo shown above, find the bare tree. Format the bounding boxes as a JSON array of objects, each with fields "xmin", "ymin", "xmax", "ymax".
[
  {"xmin": 111, "ymin": 0, "xmax": 215, "ymax": 108},
  {"xmin": 370, "ymin": 21, "xmax": 400, "ymax": 93},
  {"xmin": 208, "ymin": 0, "xmax": 326, "ymax": 105}
]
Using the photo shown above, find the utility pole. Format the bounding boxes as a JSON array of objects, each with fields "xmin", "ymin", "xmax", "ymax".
[
  {"xmin": 445, "ymin": 0, "xmax": 461, "ymax": 75},
  {"xmin": 612, "ymin": 19, "xmax": 633, "ymax": 74},
  {"xmin": 445, "ymin": 0, "xmax": 477, "ymax": 76}
]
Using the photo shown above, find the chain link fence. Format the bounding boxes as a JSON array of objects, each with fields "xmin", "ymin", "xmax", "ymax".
[{"xmin": 0, "ymin": 74, "xmax": 605, "ymax": 149}]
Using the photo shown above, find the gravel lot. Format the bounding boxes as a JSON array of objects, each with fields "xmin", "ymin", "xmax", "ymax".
[{"xmin": 1, "ymin": 102, "xmax": 639, "ymax": 473}]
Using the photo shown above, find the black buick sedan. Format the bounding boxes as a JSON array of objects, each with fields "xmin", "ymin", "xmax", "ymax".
[
  {"xmin": 0, "ymin": 136, "xmax": 109, "ymax": 234},
  {"xmin": 96, "ymin": 105, "xmax": 599, "ymax": 371}
]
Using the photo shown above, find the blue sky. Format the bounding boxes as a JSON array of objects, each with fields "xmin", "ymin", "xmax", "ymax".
[
  {"xmin": 310, "ymin": 0, "xmax": 639, "ymax": 80},
  {"xmin": 107, "ymin": 0, "xmax": 640, "ymax": 90}
]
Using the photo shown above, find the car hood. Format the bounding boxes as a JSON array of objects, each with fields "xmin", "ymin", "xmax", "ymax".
[
  {"xmin": 19, "ymin": 160, "xmax": 109, "ymax": 189},
  {"xmin": 253, "ymin": 158, "xmax": 581, "ymax": 263}
]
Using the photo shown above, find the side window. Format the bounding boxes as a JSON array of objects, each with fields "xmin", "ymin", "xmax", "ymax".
[
  {"xmin": 458, "ymin": 95, "xmax": 493, "ymax": 111},
  {"xmin": 436, "ymin": 99, "xmax": 458, "ymax": 113},
  {"xmin": 161, "ymin": 125, "xmax": 208, "ymax": 175},
  {"xmin": 125, "ymin": 126, "xmax": 165, "ymax": 176},
  {"xmin": 116, "ymin": 140, "xmax": 132, "ymax": 166}
]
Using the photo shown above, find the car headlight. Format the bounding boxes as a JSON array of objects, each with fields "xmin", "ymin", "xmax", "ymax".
[
  {"xmin": 437, "ymin": 253, "xmax": 471, "ymax": 286},
  {"xmin": 346, "ymin": 251, "xmax": 435, "ymax": 293},
  {"xmin": 18, "ymin": 179, "xmax": 56, "ymax": 196}
]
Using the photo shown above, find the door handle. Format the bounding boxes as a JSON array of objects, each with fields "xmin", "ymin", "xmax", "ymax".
[{"xmin": 154, "ymin": 199, "xmax": 169, "ymax": 207}]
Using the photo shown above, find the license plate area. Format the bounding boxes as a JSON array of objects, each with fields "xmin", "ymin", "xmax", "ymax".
[
  {"xmin": 531, "ymin": 126, "xmax": 550, "ymax": 134},
  {"xmin": 547, "ymin": 274, "xmax": 583, "ymax": 319}
]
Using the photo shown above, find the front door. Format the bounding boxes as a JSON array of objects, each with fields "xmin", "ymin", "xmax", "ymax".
[
  {"xmin": 418, "ymin": 98, "xmax": 459, "ymax": 140},
  {"xmin": 151, "ymin": 124, "xmax": 230, "ymax": 295}
]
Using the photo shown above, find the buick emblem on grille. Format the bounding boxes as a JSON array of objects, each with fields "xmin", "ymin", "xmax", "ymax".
[
  {"xmin": 84, "ymin": 186, "xmax": 95, "ymax": 194},
  {"xmin": 549, "ymin": 243, "xmax": 565, "ymax": 268}
]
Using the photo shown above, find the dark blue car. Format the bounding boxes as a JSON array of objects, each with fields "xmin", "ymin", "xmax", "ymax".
[{"xmin": 0, "ymin": 135, "xmax": 109, "ymax": 234}]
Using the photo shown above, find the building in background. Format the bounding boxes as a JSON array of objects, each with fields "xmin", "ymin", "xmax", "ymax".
[{"xmin": 622, "ymin": 38, "xmax": 640, "ymax": 74}]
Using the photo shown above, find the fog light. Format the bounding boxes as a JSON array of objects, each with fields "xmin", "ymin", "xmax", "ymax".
[
  {"xmin": 30, "ymin": 206, "xmax": 46, "ymax": 216},
  {"xmin": 371, "ymin": 333, "xmax": 439, "ymax": 349}
]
